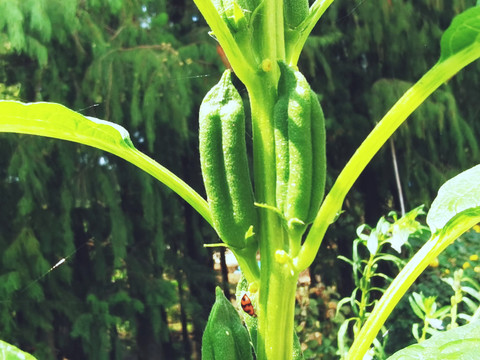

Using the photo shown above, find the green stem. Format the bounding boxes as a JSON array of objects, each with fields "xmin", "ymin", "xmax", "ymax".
[
  {"xmin": 450, "ymin": 270, "xmax": 462, "ymax": 329},
  {"xmin": 355, "ymin": 254, "xmax": 375, "ymax": 336},
  {"xmin": 288, "ymin": 0, "xmax": 335, "ymax": 65},
  {"xmin": 421, "ymin": 318, "xmax": 428, "ymax": 342},
  {"xmin": 191, "ymin": 0, "xmax": 255, "ymax": 87},
  {"xmin": 258, "ymin": 261, "xmax": 299, "ymax": 359},
  {"xmin": 295, "ymin": 47, "xmax": 480, "ymax": 272},
  {"xmin": 231, "ymin": 246, "xmax": 261, "ymax": 284},
  {"xmin": 247, "ymin": 0, "xmax": 295, "ymax": 352},
  {"xmin": 249, "ymin": 80, "xmax": 288, "ymax": 359},
  {"xmin": 125, "ymin": 148, "xmax": 212, "ymax": 226},
  {"xmin": 346, "ymin": 212, "xmax": 480, "ymax": 360}
]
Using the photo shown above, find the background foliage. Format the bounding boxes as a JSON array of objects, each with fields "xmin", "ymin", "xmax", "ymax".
[
  {"xmin": 1, "ymin": 0, "xmax": 479, "ymax": 359},
  {"xmin": 0, "ymin": 1, "xmax": 224, "ymax": 358}
]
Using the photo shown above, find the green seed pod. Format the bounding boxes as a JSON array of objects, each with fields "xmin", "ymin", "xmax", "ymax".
[
  {"xmin": 199, "ymin": 70, "xmax": 257, "ymax": 249},
  {"xmin": 285, "ymin": 66, "xmax": 312, "ymax": 225},
  {"xmin": 202, "ymin": 287, "xmax": 253, "ymax": 360},
  {"xmin": 306, "ymin": 91, "xmax": 326, "ymax": 224},
  {"xmin": 274, "ymin": 62, "xmax": 326, "ymax": 229},
  {"xmin": 274, "ymin": 96, "xmax": 290, "ymax": 213},
  {"xmin": 274, "ymin": 62, "xmax": 312, "ymax": 226},
  {"xmin": 284, "ymin": 0, "xmax": 309, "ymax": 28}
]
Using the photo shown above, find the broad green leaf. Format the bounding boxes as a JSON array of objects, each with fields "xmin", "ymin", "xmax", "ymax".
[
  {"xmin": 0, "ymin": 340, "xmax": 37, "ymax": 360},
  {"xmin": 427, "ymin": 164, "xmax": 480, "ymax": 233},
  {"xmin": 387, "ymin": 320, "xmax": 480, "ymax": 360},
  {"xmin": 0, "ymin": 100, "xmax": 211, "ymax": 226},
  {"xmin": 439, "ymin": 6, "xmax": 480, "ymax": 63}
]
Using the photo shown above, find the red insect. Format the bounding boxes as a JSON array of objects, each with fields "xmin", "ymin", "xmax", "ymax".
[{"xmin": 241, "ymin": 293, "xmax": 256, "ymax": 317}]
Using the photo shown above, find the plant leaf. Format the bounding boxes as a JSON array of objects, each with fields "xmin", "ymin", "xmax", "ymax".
[
  {"xmin": 387, "ymin": 320, "xmax": 480, "ymax": 359},
  {"xmin": 0, "ymin": 100, "xmax": 212, "ymax": 226},
  {"xmin": 439, "ymin": 6, "xmax": 480, "ymax": 63},
  {"xmin": 410, "ymin": 292, "xmax": 426, "ymax": 315},
  {"xmin": 0, "ymin": 340, "xmax": 37, "ymax": 360},
  {"xmin": 427, "ymin": 164, "xmax": 480, "ymax": 233},
  {"xmin": 202, "ymin": 287, "xmax": 253, "ymax": 360}
]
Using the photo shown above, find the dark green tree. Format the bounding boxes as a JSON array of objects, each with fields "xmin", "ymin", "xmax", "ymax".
[{"xmin": 0, "ymin": 0, "xmax": 223, "ymax": 358}]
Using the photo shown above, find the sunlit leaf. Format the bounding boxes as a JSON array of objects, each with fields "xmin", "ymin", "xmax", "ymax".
[
  {"xmin": 387, "ymin": 320, "xmax": 480, "ymax": 359},
  {"xmin": 439, "ymin": 6, "xmax": 480, "ymax": 63},
  {"xmin": 427, "ymin": 164, "xmax": 480, "ymax": 233},
  {"xmin": 0, "ymin": 100, "xmax": 211, "ymax": 226},
  {"xmin": 0, "ymin": 340, "xmax": 37, "ymax": 360}
]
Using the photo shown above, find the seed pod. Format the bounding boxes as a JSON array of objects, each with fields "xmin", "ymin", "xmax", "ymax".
[
  {"xmin": 284, "ymin": 0, "xmax": 309, "ymax": 28},
  {"xmin": 199, "ymin": 70, "xmax": 257, "ymax": 249},
  {"xmin": 284, "ymin": 65, "xmax": 312, "ymax": 225},
  {"xmin": 202, "ymin": 287, "xmax": 253, "ymax": 360},
  {"xmin": 274, "ymin": 62, "xmax": 326, "ymax": 229},
  {"xmin": 274, "ymin": 62, "xmax": 312, "ymax": 226},
  {"xmin": 306, "ymin": 91, "xmax": 326, "ymax": 223},
  {"xmin": 274, "ymin": 95, "xmax": 289, "ymax": 213}
]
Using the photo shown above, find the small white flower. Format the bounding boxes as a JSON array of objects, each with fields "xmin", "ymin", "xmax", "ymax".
[{"xmin": 428, "ymin": 318, "xmax": 444, "ymax": 330}]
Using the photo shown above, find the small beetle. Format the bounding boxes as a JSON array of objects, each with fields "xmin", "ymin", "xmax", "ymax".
[{"xmin": 240, "ymin": 293, "xmax": 256, "ymax": 317}]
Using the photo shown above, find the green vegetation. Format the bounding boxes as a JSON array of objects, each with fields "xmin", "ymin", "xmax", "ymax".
[
  {"xmin": 0, "ymin": 1, "xmax": 217, "ymax": 358},
  {"xmin": 0, "ymin": 1, "xmax": 480, "ymax": 359}
]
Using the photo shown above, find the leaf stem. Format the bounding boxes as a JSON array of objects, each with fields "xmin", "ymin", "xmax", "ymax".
[
  {"xmin": 123, "ymin": 148, "xmax": 212, "ymax": 226},
  {"xmin": 288, "ymin": 0, "xmax": 335, "ymax": 65},
  {"xmin": 0, "ymin": 101, "xmax": 213, "ymax": 227},
  {"xmin": 191, "ymin": 0, "xmax": 255, "ymax": 87},
  {"xmin": 295, "ymin": 46, "xmax": 480, "ymax": 272}
]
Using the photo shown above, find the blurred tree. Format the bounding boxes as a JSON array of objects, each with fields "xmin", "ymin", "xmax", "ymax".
[{"xmin": 0, "ymin": 0, "xmax": 224, "ymax": 358}]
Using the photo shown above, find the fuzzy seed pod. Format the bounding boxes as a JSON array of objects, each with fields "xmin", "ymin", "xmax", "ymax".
[
  {"xmin": 274, "ymin": 62, "xmax": 326, "ymax": 230},
  {"xmin": 199, "ymin": 70, "xmax": 257, "ymax": 249},
  {"xmin": 284, "ymin": 0, "xmax": 309, "ymax": 28}
]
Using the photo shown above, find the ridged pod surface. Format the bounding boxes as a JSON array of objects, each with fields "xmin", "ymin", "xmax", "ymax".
[
  {"xmin": 199, "ymin": 70, "xmax": 257, "ymax": 249},
  {"xmin": 284, "ymin": 0, "xmax": 309, "ymax": 28},
  {"xmin": 274, "ymin": 62, "xmax": 326, "ymax": 230},
  {"xmin": 307, "ymin": 89, "xmax": 326, "ymax": 223}
]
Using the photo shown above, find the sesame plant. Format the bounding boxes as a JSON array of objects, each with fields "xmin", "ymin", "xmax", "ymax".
[{"xmin": 1, "ymin": 1, "xmax": 480, "ymax": 360}]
